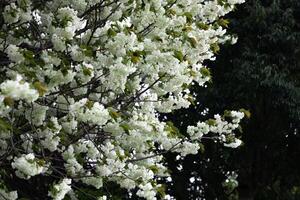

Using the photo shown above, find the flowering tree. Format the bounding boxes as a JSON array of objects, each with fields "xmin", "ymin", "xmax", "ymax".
[{"xmin": 0, "ymin": 0, "xmax": 245, "ymax": 199}]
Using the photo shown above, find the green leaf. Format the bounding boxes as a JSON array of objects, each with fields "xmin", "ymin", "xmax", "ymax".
[
  {"xmin": 174, "ymin": 50, "xmax": 184, "ymax": 62},
  {"xmin": 199, "ymin": 143, "xmax": 205, "ymax": 154},
  {"xmin": 60, "ymin": 16, "xmax": 72, "ymax": 27},
  {"xmin": 237, "ymin": 125, "xmax": 243, "ymax": 133},
  {"xmin": 3, "ymin": 96, "xmax": 14, "ymax": 107},
  {"xmin": 50, "ymin": 183, "xmax": 60, "ymax": 196},
  {"xmin": 153, "ymin": 36, "xmax": 163, "ymax": 42},
  {"xmin": 165, "ymin": 121, "xmax": 183, "ymax": 138},
  {"xmin": 33, "ymin": 81, "xmax": 47, "ymax": 96},
  {"xmin": 19, "ymin": 63, "xmax": 37, "ymax": 80},
  {"xmin": 0, "ymin": 118, "xmax": 12, "ymax": 131},
  {"xmin": 196, "ymin": 22, "xmax": 209, "ymax": 30},
  {"xmin": 116, "ymin": 150, "xmax": 126, "ymax": 161},
  {"xmin": 130, "ymin": 51, "xmax": 145, "ymax": 63},
  {"xmin": 75, "ymin": 153, "xmax": 85, "ymax": 165},
  {"xmin": 217, "ymin": 18, "xmax": 230, "ymax": 28},
  {"xmin": 36, "ymin": 159, "xmax": 45, "ymax": 166},
  {"xmin": 47, "ymin": 121, "xmax": 56, "ymax": 130},
  {"xmin": 225, "ymin": 134, "xmax": 236, "ymax": 143},
  {"xmin": 108, "ymin": 108, "xmax": 121, "ymax": 120},
  {"xmin": 188, "ymin": 37, "xmax": 197, "ymax": 48},
  {"xmin": 157, "ymin": 184, "xmax": 167, "ymax": 198},
  {"xmin": 23, "ymin": 50, "xmax": 34, "ymax": 60},
  {"xmin": 131, "ymin": 55, "xmax": 140, "ymax": 63},
  {"xmin": 210, "ymin": 43, "xmax": 220, "ymax": 54},
  {"xmin": 183, "ymin": 12, "xmax": 193, "ymax": 23},
  {"xmin": 0, "ymin": 31, "xmax": 6, "ymax": 39},
  {"xmin": 149, "ymin": 165, "xmax": 159, "ymax": 173},
  {"xmin": 206, "ymin": 119, "xmax": 216, "ymax": 126},
  {"xmin": 182, "ymin": 83, "xmax": 190, "ymax": 90},
  {"xmin": 166, "ymin": 29, "xmax": 181, "ymax": 37},
  {"xmin": 182, "ymin": 25, "xmax": 193, "ymax": 32},
  {"xmin": 107, "ymin": 28, "xmax": 117, "ymax": 37},
  {"xmin": 120, "ymin": 124, "xmax": 131, "ymax": 134},
  {"xmin": 187, "ymin": 94, "xmax": 195, "ymax": 106},
  {"xmin": 200, "ymin": 67, "xmax": 211, "ymax": 78},
  {"xmin": 85, "ymin": 100, "xmax": 94, "ymax": 110},
  {"xmin": 166, "ymin": 9, "xmax": 176, "ymax": 17},
  {"xmin": 239, "ymin": 108, "xmax": 251, "ymax": 119},
  {"xmin": 223, "ymin": 110, "xmax": 232, "ymax": 118},
  {"xmin": 84, "ymin": 48, "xmax": 94, "ymax": 57},
  {"xmin": 19, "ymin": 0, "xmax": 29, "ymax": 10},
  {"xmin": 83, "ymin": 67, "xmax": 92, "ymax": 76},
  {"xmin": 80, "ymin": 45, "xmax": 94, "ymax": 57},
  {"xmin": 60, "ymin": 58, "xmax": 71, "ymax": 76},
  {"xmin": 61, "ymin": 67, "xmax": 69, "ymax": 76}
]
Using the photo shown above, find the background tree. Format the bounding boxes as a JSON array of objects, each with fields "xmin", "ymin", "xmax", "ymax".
[
  {"xmin": 0, "ymin": 0, "xmax": 246, "ymax": 199},
  {"xmin": 166, "ymin": 0, "xmax": 300, "ymax": 199}
]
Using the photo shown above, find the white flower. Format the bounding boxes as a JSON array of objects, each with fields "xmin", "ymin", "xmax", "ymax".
[
  {"xmin": 48, "ymin": 178, "xmax": 72, "ymax": 200},
  {"xmin": 224, "ymin": 138, "xmax": 242, "ymax": 148},
  {"xmin": 70, "ymin": 45, "xmax": 84, "ymax": 62},
  {"xmin": 0, "ymin": 188, "xmax": 18, "ymax": 200},
  {"xmin": 81, "ymin": 177, "xmax": 103, "ymax": 189},
  {"xmin": 0, "ymin": 95, "xmax": 11, "ymax": 116},
  {"xmin": 70, "ymin": 99, "xmax": 110, "ymax": 125},
  {"xmin": 231, "ymin": 111, "xmax": 245, "ymax": 123},
  {"xmin": 25, "ymin": 104, "xmax": 48, "ymax": 126},
  {"xmin": 137, "ymin": 183, "xmax": 157, "ymax": 200},
  {"xmin": 40, "ymin": 133, "xmax": 60, "ymax": 152},
  {"xmin": 0, "ymin": 74, "xmax": 39, "ymax": 102},
  {"xmin": 97, "ymin": 196, "xmax": 107, "ymax": 200},
  {"xmin": 5, "ymin": 45, "xmax": 24, "ymax": 63},
  {"xmin": 176, "ymin": 141, "xmax": 200, "ymax": 157},
  {"xmin": 3, "ymin": 3, "xmax": 20, "ymax": 24},
  {"xmin": 62, "ymin": 145, "xmax": 83, "ymax": 176},
  {"xmin": 97, "ymin": 165, "xmax": 112, "ymax": 177},
  {"xmin": 11, "ymin": 153, "xmax": 48, "ymax": 179},
  {"xmin": 187, "ymin": 122, "xmax": 210, "ymax": 140},
  {"xmin": 228, "ymin": 0, "xmax": 246, "ymax": 4},
  {"xmin": 51, "ymin": 34, "xmax": 66, "ymax": 52}
]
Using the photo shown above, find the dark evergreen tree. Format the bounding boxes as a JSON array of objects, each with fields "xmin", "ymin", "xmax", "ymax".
[{"xmin": 166, "ymin": 0, "xmax": 300, "ymax": 199}]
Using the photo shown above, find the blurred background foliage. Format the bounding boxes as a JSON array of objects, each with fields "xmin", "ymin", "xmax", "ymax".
[{"xmin": 164, "ymin": 0, "xmax": 300, "ymax": 199}]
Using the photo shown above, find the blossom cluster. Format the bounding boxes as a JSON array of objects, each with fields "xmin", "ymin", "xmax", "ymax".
[{"xmin": 0, "ymin": 0, "xmax": 245, "ymax": 199}]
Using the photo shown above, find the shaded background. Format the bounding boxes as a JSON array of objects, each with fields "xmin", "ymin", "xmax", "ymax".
[{"xmin": 164, "ymin": 0, "xmax": 300, "ymax": 199}]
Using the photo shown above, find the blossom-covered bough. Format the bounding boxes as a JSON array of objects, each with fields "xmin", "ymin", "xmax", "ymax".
[{"xmin": 0, "ymin": 0, "xmax": 245, "ymax": 199}]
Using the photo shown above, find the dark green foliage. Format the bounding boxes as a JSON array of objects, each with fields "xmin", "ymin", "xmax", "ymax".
[{"xmin": 165, "ymin": 0, "xmax": 300, "ymax": 199}]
